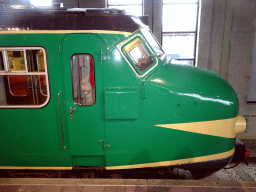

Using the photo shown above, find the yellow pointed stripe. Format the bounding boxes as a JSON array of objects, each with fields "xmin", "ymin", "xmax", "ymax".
[
  {"xmin": 106, "ymin": 148, "xmax": 234, "ymax": 170},
  {"xmin": 155, "ymin": 115, "xmax": 246, "ymax": 138}
]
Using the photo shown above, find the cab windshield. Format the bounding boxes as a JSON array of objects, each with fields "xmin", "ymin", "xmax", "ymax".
[{"xmin": 141, "ymin": 29, "xmax": 164, "ymax": 57}]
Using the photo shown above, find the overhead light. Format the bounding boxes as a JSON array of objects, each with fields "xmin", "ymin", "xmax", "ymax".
[{"xmin": 10, "ymin": 5, "xmax": 29, "ymax": 9}]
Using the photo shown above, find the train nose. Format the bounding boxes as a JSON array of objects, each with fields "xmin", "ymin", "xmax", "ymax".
[{"xmin": 144, "ymin": 61, "xmax": 246, "ymax": 138}]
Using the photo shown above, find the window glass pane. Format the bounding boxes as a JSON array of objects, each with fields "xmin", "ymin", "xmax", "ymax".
[
  {"xmin": 7, "ymin": 51, "xmax": 25, "ymax": 71},
  {"xmin": 71, "ymin": 54, "xmax": 95, "ymax": 106},
  {"xmin": 141, "ymin": 29, "xmax": 164, "ymax": 56},
  {"xmin": 163, "ymin": 3, "xmax": 198, "ymax": 32},
  {"xmin": 171, "ymin": 59, "xmax": 194, "ymax": 65},
  {"xmin": 164, "ymin": 0, "xmax": 198, "ymax": 3},
  {"xmin": 38, "ymin": 75, "xmax": 47, "ymax": 96},
  {"xmin": 0, "ymin": 47, "xmax": 49, "ymax": 107},
  {"xmin": 1, "ymin": 75, "xmax": 48, "ymax": 105},
  {"xmin": 109, "ymin": 5, "xmax": 142, "ymax": 16},
  {"xmin": 0, "ymin": 51, "xmax": 4, "ymax": 70},
  {"xmin": 30, "ymin": 0, "xmax": 52, "ymax": 6},
  {"xmin": 162, "ymin": 33, "xmax": 195, "ymax": 59},
  {"xmin": 130, "ymin": 47, "xmax": 144, "ymax": 62},
  {"xmin": 108, "ymin": 0, "xmax": 142, "ymax": 5},
  {"xmin": 124, "ymin": 38, "xmax": 154, "ymax": 72},
  {"xmin": 8, "ymin": 75, "xmax": 28, "ymax": 96},
  {"xmin": 26, "ymin": 50, "xmax": 45, "ymax": 72}
]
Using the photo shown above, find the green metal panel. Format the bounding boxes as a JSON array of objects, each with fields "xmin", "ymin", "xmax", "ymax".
[{"xmin": 105, "ymin": 89, "xmax": 139, "ymax": 120}]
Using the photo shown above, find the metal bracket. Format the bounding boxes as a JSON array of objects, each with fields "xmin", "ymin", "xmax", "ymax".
[
  {"xmin": 98, "ymin": 140, "xmax": 111, "ymax": 151},
  {"xmin": 69, "ymin": 107, "xmax": 76, "ymax": 120},
  {"xmin": 95, "ymin": 49, "xmax": 108, "ymax": 61}
]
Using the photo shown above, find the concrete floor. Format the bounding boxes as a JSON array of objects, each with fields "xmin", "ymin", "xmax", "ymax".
[{"xmin": 0, "ymin": 178, "xmax": 256, "ymax": 192}]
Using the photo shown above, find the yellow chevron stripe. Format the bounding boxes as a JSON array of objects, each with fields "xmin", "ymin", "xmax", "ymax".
[
  {"xmin": 155, "ymin": 115, "xmax": 246, "ymax": 138},
  {"xmin": 106, "ymin": 148, "xmax": 234, "ymax": 170}
]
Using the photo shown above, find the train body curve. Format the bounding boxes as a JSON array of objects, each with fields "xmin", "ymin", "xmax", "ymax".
[{"xmin": 0, "ymin": 8, "xmax": 246, "ymax": 176}]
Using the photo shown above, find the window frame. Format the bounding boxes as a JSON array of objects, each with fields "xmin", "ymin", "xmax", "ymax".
[
  {"xmin": 118, "ymin": 34, "xmax": 158, "ymax": 77},
  {"xmin": 162, "ymin": 0, "xmax": 200, "ymax": 65},
  {"xmin": 0, "ymin": 47, "xmax": 50, "ymax": 108}
]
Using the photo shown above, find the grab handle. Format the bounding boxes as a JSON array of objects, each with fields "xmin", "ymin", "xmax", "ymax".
[{"xmin": 58, "ymin": 91, "xmax": 66, "ymax": 149}]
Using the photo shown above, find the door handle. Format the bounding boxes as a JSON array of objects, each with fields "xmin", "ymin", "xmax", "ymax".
[{"xmin": 70, "ymin": 107, "xmax": 76, "ymax": 120}]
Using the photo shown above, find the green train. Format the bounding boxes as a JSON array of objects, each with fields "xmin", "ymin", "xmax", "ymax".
[{"xmin": 0, "ymin": 7, "xmax": 247, "ymax": 178}]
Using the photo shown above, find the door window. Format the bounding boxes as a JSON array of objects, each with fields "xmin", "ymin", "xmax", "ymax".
[{"xmin": 71, "ymin": 54, "xmax": 96, "ymax": 106}]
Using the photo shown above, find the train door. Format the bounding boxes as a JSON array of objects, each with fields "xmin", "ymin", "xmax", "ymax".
[{"xmin": 61, "ymin": 34, "xmax": 105, "ymax": 167}]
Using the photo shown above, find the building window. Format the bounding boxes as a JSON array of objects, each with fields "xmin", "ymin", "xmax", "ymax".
[
  {"xmin": 162, "ymin": 0, "xmax": 199, "ymax": 65},
  {"xmin": 107, "ymin": 0, "xmax": 143, "ymax": 16},
  {"xmin": 71, "ymin": 54, "xmax": 96, "ymax": 106},
  {"xmin": 29, "ymin": 0, "xmax": 52, "ymax": 7},
  {"xmin": 0, "ymin": 48, "xmax": 49, "ymax": 108}
]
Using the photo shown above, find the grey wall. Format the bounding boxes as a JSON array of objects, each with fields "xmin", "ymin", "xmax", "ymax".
[{"xmin": 198, "ymin": 0, "xmax": 256, "ymax": 139}]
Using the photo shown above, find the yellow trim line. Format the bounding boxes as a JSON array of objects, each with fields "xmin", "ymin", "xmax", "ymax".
[
  {"xmin": 0, "ymin": 166, "xmax": 72, "ymax": 170},
  {"xmin": 0, "ymin": 30, "xmax": 132, "ymax": 36},
  {"xmin": 106, "ymin": 148, "xmax": 235, "ymax": 170},
  {"xmin": 155, "ymin": 115, "xmax": 246, "ymax": 138}
]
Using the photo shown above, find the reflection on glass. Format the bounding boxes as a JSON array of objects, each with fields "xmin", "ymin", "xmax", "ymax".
[
  {"xmin": 141, "ymin": 29, "xmax": 164, "ymax": 56},
  {"xmin": 7, "ymin": 51, "xmax": 25, "ymax": 71},
  {"xmin": 163, "ymin": 3, "xmax": 198, "ymax": 32},
  {"xmin": 162, "ymin": 33, "xmax": 195, "ymax": 59}
]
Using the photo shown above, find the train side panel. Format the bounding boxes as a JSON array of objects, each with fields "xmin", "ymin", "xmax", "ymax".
[{"xmin": 0, "ymin": 33, "xmax": 72, "ymax": 168}]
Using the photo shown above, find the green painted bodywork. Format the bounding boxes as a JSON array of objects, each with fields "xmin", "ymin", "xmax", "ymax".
[{"xmin": 0, "ymin": 29, "xmax": 239, "ymax": 169}]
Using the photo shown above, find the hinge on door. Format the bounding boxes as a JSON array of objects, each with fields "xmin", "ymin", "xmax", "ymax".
[
  {"xmin": 95, "ymin": 49, "xmax": 109, "ymax": 61},
  {"xmin": 98, "ymin": 140, "xmax": 111, "ymax": 151}
]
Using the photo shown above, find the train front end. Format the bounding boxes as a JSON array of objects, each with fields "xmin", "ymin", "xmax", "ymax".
[
  {"xmin": 114, "ymin": 23, "xmax": 247, "ymax": 176},
  {"xmin": 140, "ymin": 30, "xmax": 247, "ymax": 175}
]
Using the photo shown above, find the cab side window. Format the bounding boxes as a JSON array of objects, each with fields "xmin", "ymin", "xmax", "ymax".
[
  {"xmin": 71, "ymin": 54, "xmax": 95, "ymax": 106},
  {"xmin": 123, "ymin": 38, "xmax": 154, "ymax": 73},
  {"xmin": 0, "ymin": 48, "xmax": 49, "ymax": 108}
]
